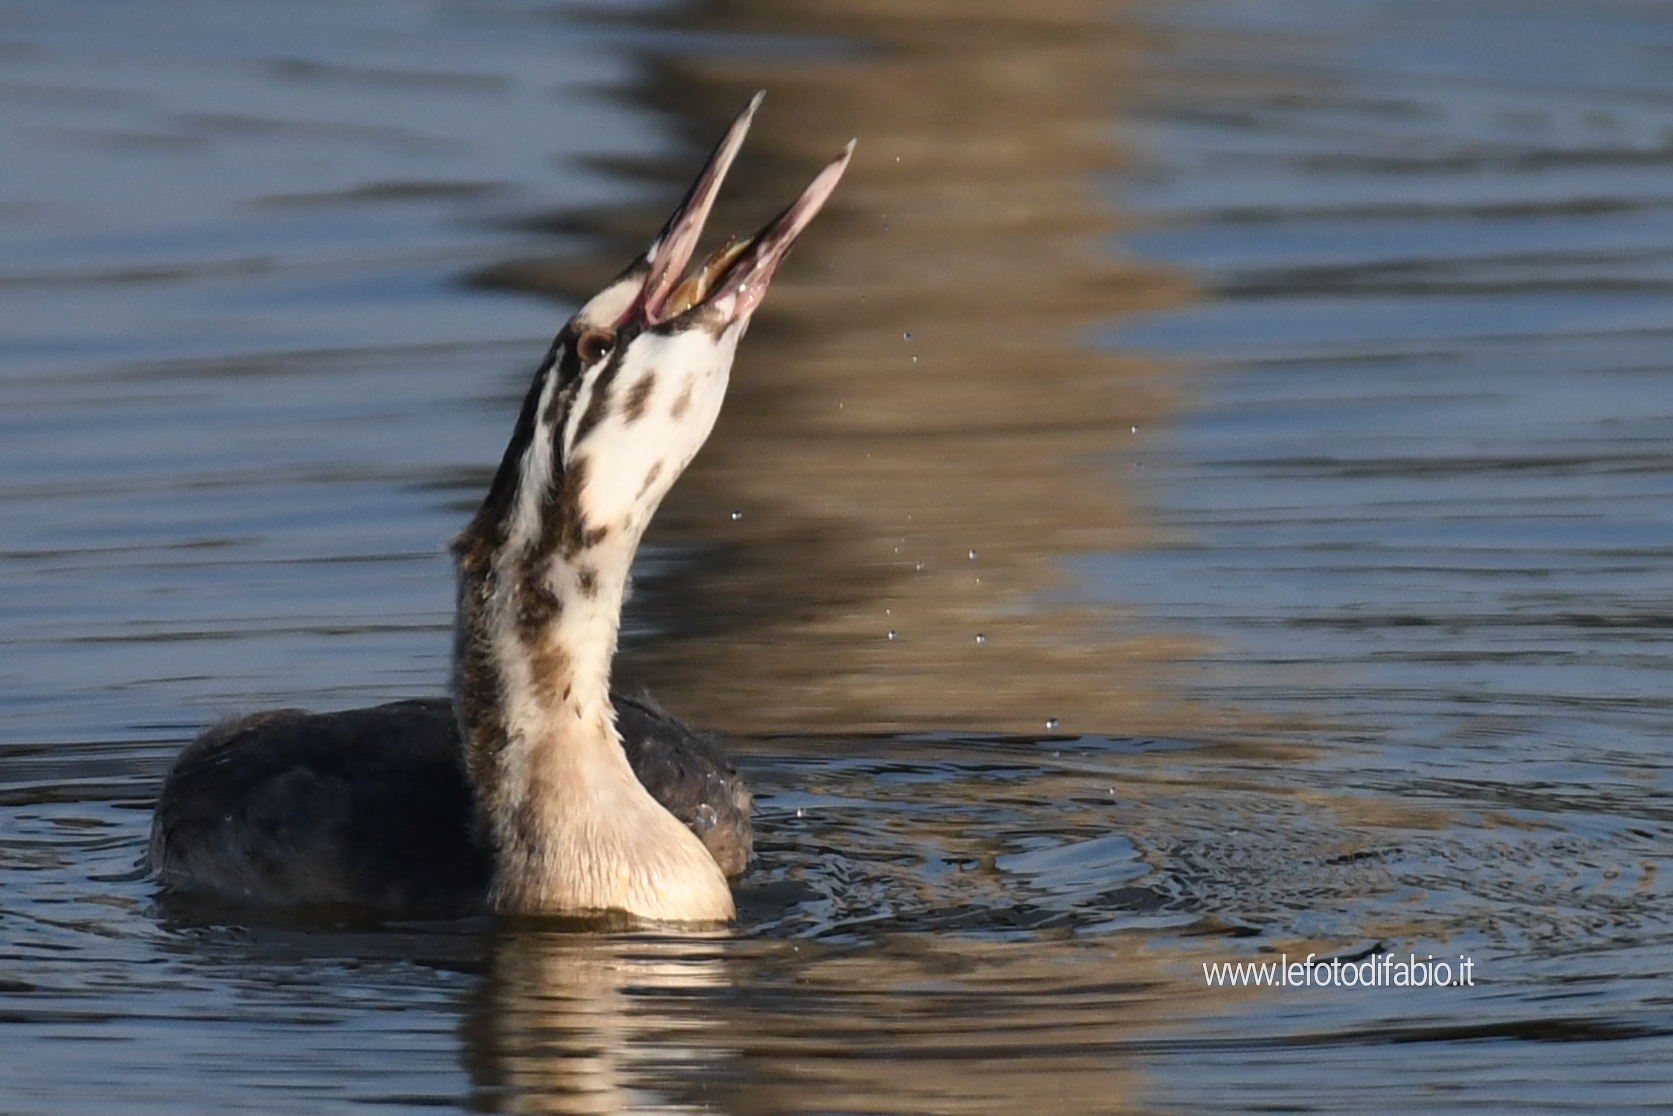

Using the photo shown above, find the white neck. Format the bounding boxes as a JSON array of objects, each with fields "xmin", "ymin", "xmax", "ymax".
[{"xmin": 454, "ymin": 535, "xmax": 733, "ymax": 922}]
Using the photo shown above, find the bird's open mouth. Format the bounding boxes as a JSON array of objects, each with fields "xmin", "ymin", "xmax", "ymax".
[
  {"xmin": 630, "ymin": 92, "xmax": 854, "ymax": 329},
  {"xmin": 660, "ymin": 234, "xmax": 752, "ymax": 321}
]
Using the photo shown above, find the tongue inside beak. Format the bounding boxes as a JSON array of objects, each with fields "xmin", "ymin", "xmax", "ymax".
[
  {"xmin": 634, "ymin": 92, "xmax": 854, "ymax": 329},
  {"xmin": 662, "ymin": 235, "xmax": 751, "ymax": 320}
]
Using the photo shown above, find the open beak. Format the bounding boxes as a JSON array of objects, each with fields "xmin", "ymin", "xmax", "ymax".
[{"xmin": 628, "ymin": 91, "xmax": 853, "ymax": 330}]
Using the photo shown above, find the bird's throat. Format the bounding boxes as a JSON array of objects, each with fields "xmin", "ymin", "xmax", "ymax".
[{"xmin": 451, "ymin": 542, "xmax": 730, "ymax": 920}]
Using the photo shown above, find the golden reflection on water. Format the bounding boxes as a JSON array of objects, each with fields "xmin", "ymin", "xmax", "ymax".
[
  {"xmin": 469, "ymin": 931, "xmax": 736, "ymax": 1114},
  {"xmin": 471, "ymin": 929, "xmax": 1235, "ymax": 1116},
  {"xmin": 484, "ymin": 0, "xmax": 1216, "ymax": 736}
]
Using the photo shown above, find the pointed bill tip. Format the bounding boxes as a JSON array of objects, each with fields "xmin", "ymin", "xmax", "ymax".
[
  {"xmin": 808, "ymin": 139, "xmax": 856, "ymax": 196},
  {"xmin": 795, "ymin": 139, "xmax": 857, "ymax": 225},
  {"xmin": 728, "ymin": 90, "xmax": 766, "ymax": 142}
]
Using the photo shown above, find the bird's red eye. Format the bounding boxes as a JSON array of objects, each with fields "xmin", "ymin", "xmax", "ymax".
[{"xmin": 576, "ymin": 328, "xmax": 616, "ymax": 366}]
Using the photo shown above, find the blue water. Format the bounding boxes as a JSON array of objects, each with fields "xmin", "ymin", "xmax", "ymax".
[{"xmin": 1091, "ymin": 5, "xmax": 1673, "ymax": 1105}]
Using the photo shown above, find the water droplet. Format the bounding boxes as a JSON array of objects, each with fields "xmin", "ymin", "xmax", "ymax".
[
  {"xmin": 729, "ymin": 510, "xmax": 743, "ymax": 521},
  {"xmin": 911, "ymin": 355, "xmax": 918, "ymax": 364},
  {"xmin": 887, "ymin": 630, "xmax": 897, "ymax": 641},
  {"xmin": 1045, "ymin": 718, "xmax": 1060, "ymax": 731},
  {"xmin": 885, "ymin": 608, "xmax": 892, "ymax": 615},
  {"xmin": 974, "ymin": 633, "xmax": 986, "ymax": 645},
  {"xmin": 1130, "ymin": 425, "xmax": 1139, "ymax": 434},
  {"xmin": 903, "ymin": 332, "xmax": 913, "ymax": 342},
  {"xmin": 914, "ymin": 561, "xmax": 924, "ymax": 571},
  {"xmin": 795, "ymin": 807, "xmax": 806, "ymax": 818},
  {"xmin": 968, "ymin": 549, "xmax": 978, "ymax": 560}
]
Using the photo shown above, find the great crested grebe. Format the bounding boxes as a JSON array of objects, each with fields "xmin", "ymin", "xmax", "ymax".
[{"xmin": 148, "ymin": 94, "xmax": 853, "ymax": 922}]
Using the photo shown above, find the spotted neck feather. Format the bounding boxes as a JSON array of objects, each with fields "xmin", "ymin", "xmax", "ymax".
[{"xmin": 450, "ymin": 332, "xmax": 734, "ymax": 922}]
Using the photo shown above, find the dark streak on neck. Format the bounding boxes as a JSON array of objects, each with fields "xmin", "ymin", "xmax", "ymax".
[
  {"xmin": 571, "ymin": 357, "xmax": 621, "ymax": 447},
  {"xmin": 452, "ymin": 330, "xmax": 576, "ymax": 800},
  {"xmin": 454, "ymin": 333, "xmax": 565, "ymax": 573},
  {"xmin": 622, "ymin": 371, "xmax": 657, "ymax": 424}
]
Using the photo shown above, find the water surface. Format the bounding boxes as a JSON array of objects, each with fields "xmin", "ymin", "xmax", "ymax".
[{"xmin": 3, "ymin": 0, "xmax": 1671, "ymax": 1113}]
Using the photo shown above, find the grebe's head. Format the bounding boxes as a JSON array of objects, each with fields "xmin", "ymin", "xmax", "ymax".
[{"xmin": 460, "ymin": 94, "xmax": 852, "ymax": 576}]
